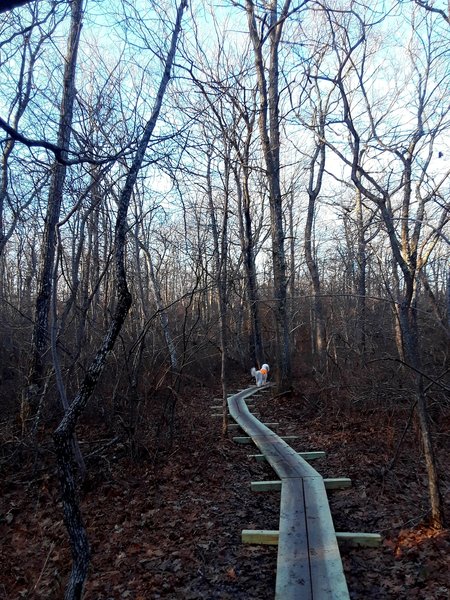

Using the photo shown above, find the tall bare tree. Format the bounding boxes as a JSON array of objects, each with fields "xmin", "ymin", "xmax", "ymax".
[
  {"xmin": 328, "ymin": 5, "xmax": 449, "ymax": 528},
  {"xmin": 243, "ymin": 0, "xmax": 308, "ymax": 390},
  {"xmin": 52, "ymin": 2, "xmax": 187, "ymax": 597},
  {"xmin": 26, "ymin": 0, "xmax": 83, "ymax": 420}
]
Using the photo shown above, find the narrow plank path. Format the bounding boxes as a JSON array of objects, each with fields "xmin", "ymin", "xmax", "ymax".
[{"xmin": 227, "ymin": 385, "xmax": 350, "ymax": 600}]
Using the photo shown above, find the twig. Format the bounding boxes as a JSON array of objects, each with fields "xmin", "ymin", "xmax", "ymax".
[
  {"xmin": 385, "ymin": 400, "xmax": 418, "ymax": 473},
  {"xmin": 369, "ymin": 357, "xmax": 450, "ymax": 392},
  {"xmin": 31, "ymin": 541, "xmax": 55, "ymax": 594},
  {"xmin": 84, "ymin": 436, "xmax": 119, "ymax": 459}
]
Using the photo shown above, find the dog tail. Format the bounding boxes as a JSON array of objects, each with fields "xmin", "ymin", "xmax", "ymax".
[{"xmin": 250, "ymin": 367, "xmax": 257, "ymax": 377}]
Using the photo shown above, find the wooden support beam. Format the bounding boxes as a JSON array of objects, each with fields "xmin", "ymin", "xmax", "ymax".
[
  {"xmin": 248, "ymin": 450, "xmax": 325, "ymax": 461},
  {"xmin": 213, "ymin": 403, "xmax": 256, "ymax": 408},
  {"xmin": 234, "ymin": 435, "xmax": 298, "ymax": 445},
  {"xmin": 250, "ymin": 478, "xmax": 352, "ymax": 492},
  {"xmin": 242, "ymin": 529, "xmax": 279, "ymax": 545},
  {"xmin": 335, "ymin": 532, "xmax": 383, "ymax": 547},
  {"xmin": 242, "ymin": 530, "xmax": 381, "ymax": 547},
  {"xmin": 251, "ymin": 481, "xmax": 282, "ymax": 491},
  {"xmin": 229, "ymin": 422, "xmax": 279, "ymax": 430},
  {"xmin": 323, "ymin": 477, "xmax": 352, "ymax": 489}
]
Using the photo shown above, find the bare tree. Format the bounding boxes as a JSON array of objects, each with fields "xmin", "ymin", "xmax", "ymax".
[
  {"xmin": 413, "ymin": 0, "xmax": 450, "ymax": 25},
  {"xmin": 52, "ymin": 2, "xmax": 187, "ymax": 597},
  {"xmin": 0, "ymin": 3, "xmax": 63, "ymax": 258},
  {"xmin": 326, "ymin": 5, "xmax": 449, "ymax": 528},
  {"xmin": 243, "ymin": 0, "xmax": 308, "ymax": 390},
  {"xmin": 302, "ymin": 68, "xmax": 329, "ymax": 373},
  {"xmin": 26, "ymin": 0, "xmax": 83, "ymax": 421}
]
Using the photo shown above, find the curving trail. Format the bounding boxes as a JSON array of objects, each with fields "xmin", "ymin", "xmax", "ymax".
[{"xmin": 227, "ymin": 385, "xmax": 377, "ymax": 600}]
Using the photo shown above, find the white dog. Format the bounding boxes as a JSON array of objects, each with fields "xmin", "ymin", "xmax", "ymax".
[{"xmin": 251, "ymin": 364, "xmax": 270, "ymax": 387}]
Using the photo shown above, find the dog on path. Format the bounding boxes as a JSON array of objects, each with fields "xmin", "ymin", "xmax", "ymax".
[{"xmin": 251, "ymin": 364, "xmax": 269, "ymax": 387}]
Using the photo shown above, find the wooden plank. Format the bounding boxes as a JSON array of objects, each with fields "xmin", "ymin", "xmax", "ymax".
[
  {"xmin": 251, "ymin": 480, "xmax": 282, "ymax": 491},
  {"xmin": 242, "ymin": 529, "xmax": 280, "ymax": 544},
  {"xmin": 276, "ymin": 477, "xmax": 312, "ymax": 599},
  {"xmin": 251, "ymin": 478, "xmax": 352, "ymax": 492},
  {"xmin": 228, "ymin": 394, "xmax": 318, "ymax": 478},
  {"xmin": 219, "ymin": 402, "xmax": 256, "ymax": 408},
  {"xmin": 242, "ymin": 529, "xmax": 381, "ymax": 548},
  {"xmin": 302, "ymin": 477, "xmax": 349, "ymax": 598},
  {"xmin": 323, "ymin": 477, "xmax": 352, "ymax": 490},
  {"xmin": 335, "ymin": 532, "xmax": 382, "ymax": 547},
  {"xmin": 249, "ymin": 451, "xmax": 325, "ymax": 462},
  {"xmin": 233, "ymin": 435, "xmax": 299, "ymax": 445},
  {"xmin": 246, "ymin": 444, "xmax": 319, "ymax": 478}
]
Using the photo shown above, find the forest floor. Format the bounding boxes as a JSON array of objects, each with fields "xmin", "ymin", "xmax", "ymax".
[{"xmin": 0, "ymin": 375, "xmax": 449, "ymax": 599}]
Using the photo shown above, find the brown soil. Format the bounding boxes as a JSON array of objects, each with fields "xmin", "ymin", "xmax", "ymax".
[{"xmin": 0, "ymin": 378, "xmax": 449, "ymax": 599}]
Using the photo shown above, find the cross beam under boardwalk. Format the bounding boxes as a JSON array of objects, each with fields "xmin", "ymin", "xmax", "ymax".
[{"xmin": 227, "ymin": 385, "xmax": 350, "ymax": 600}]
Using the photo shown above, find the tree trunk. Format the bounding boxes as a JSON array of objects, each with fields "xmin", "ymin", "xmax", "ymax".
[
  {"xmin": 235, "ymin": 166, "xmax": 263, "ymax": 366},
  {"xmin": 399, "ymin": 301, "xmax": 445, "ymax": 528},
  {"xmin": 304, "ymin": 102, "xmax": 327, "ymax": 373},
  {"xmin": 245, "ymin": 0, "xmax": 292, "ymax": 390},
  {"xmin": 206, "ymin": 149, "xmax": 229, "ymax": 436},
  {"xmin": 53, "ymin": 3, "xmax": 187, "ymax": 596},
  {"xmin": 304, "ymin": 189, "xmax": 327, "ymax": 372},
  {"xmin": 355, "ymin": 188, "xmax": 367, "ymax": 355},
  {"xmin": 143, "ymin": 247, "xmax": 179, "ymax": 376},
  {"xmin": 27, "ymin": 0, "xmax": 83, "ymax": 409}
]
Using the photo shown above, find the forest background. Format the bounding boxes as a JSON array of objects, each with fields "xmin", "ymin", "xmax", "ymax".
[{"xmin": 0, "ymin": 0, "xmax": 449, "ymax": 598}]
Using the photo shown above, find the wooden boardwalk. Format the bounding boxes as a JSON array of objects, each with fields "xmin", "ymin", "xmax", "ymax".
[{"xmin": 227, "ymin": 386, "xmax": 351, "ymax": 600}]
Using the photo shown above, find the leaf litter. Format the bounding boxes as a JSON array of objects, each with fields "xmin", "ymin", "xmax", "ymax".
[{"xmin": 0, "ymin": 377, "xmax": 448, "ymax": 599}]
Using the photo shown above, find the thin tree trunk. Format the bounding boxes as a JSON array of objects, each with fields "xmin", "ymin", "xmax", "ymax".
[
  {"xmin": 235, "ymin": 167, "xmax": 263, "ymax": 366},
  {"xmin": 400, "ymin": 301, "xmax": 445, "ymax": 528},
  {"xmin": 142, "ymin": 246, "xmax": 179, "ymax": 376},
  {"xmin": 304, "ymin": 106, "xmax": 327, "ymax": 373},
  {"xmin": 304, "ymin": 192, "xmax": 327, "ymax": 372},
  {"xmin": 245, "ymin": 0, "xmax": 292, "ymax": 390},
  {"xmin": 206, "ymin": 149, "xmax": 229, "ymax": 436},
  {"xmin": 27, "ymin": 0, "xmax": 83, "ymax": 410},
  {"xmin": 53, "ymin": 4, "xmax": 187, "ymax": 596},
  {"xmin": 391, "ymin": 261, "xmax": 406, "ymax": 363},
  {"xmin": 355, "ymin": 188, "xmax": 367, "ymax": 355}
]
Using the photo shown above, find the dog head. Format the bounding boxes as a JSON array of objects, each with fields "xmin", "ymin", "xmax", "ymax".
[{"xmin": 261, "ymin": 364, "xmax": 269, "ymax": 372}]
